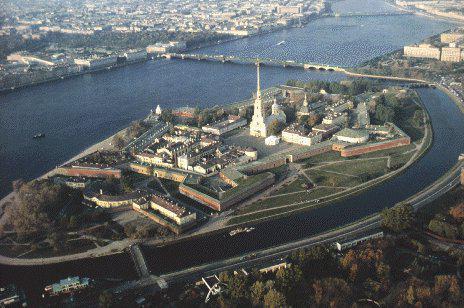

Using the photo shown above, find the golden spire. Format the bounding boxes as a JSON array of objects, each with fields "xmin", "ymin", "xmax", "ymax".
[{"xmin": 256, "ymin": 61, "xmax": 261, "ymax": 99}]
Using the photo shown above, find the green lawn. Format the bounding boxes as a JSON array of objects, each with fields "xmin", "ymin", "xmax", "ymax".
[
  {"xmin": 299, "ymin": 151, "xmax": 348, "ymax": 168},
  {"xmin": 305, "ymin": 169, "xmax": 363, "ymax": 188},
  {"xmin": 238, "ymin": 187, "xmax": 343, "ymax": 215},
  {"xmin": 271, "ymin": 176, "xmax": 308, "ymax": 196},
  {"xmin": 229, "ymin": 188, "xmax": 343, "ymax": 225},
  {"xmin": 321, "ymin": 158, "xmax": 388, "ymax": 178}
]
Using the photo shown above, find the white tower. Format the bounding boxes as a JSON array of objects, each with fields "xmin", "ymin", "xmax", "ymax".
[
  {"xmin": 249, "ymin": 62, "xmax": 268, "ymax": 137},
  {"xmin": 155, "ymin": 104, "xmax": 162, "ymax": 115}
]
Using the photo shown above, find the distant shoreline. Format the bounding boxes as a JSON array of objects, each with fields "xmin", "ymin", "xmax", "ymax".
[{"xmin": 0, "ymin": 18, "xmax": 319, "ymax": 94}]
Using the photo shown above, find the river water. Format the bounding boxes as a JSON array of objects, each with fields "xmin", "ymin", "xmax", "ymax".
[
  {"xmin": 0, "ymin": 0, "xmax": 454, "ymax": 198},
  {"xmin": 0, "ymin": 0, "xmax": 460, "ymax": 303}
]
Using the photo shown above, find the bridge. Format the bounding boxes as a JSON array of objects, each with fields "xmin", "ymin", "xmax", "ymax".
[
  {"xmin": 162, "ymin": 53, "xmax": 346, "ymax": 73},
  {"xmin": 332, "ymin": 11, "xmax": 413, "ymax": 18},
  {"xmin": 129, "ymin": 244, "xmax": 151, "ymax": 278},
  {"xmin": 119, "ymin": 244, "xmax": 168, "ymax": 294}
]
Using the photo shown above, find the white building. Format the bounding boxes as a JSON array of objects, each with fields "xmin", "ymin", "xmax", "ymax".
[
  {"xmin": 333, "ymin": 128, "xmax": 369, "ymax": 144},
  {"xmin": 265, "ymin": 135, "xmax": 280, "ymax": 146},
  {"xmin": 249, "ymin": 63, "xmax": 286, "ymax": 138},
  {"xmin": 202, "ymin": 115, "xmax": 247, "ymax": 135},
  {"xmin": 322, "ymin": 112, "xmax": 347, "ymax": 126},
  {"xmin": 281, "ymin": 124, "xmax": 322, "ymax": 146}
]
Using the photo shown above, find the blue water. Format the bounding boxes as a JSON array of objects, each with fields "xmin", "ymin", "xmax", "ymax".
[{"xmin": 0, "ymin": 2, "xmax": 454, "ymax": 198}]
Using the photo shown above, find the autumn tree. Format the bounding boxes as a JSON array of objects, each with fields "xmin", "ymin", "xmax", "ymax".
[
  {"xmin": 312, "ymin": 277, "xmax": 352, "ymax": 307},
  {"xmin": 263, "ymin": 288, "xmax": 287, "ymax": 308},
  {"xmin": 250, "ymin": 281, "xmax": 266, "ymax": 306},
  {"xmin": 6, "ymin": 180, "xmax": 69, "ymax": 238},
  {"xmin": 380, "ymin": 203, "xmax": 415, "ymax": 232},
  {"xmin": 227, "ymin": 272, "xmax": 251, "ymax": 305}
]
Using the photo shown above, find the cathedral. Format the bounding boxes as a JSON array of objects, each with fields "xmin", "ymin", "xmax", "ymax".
[{"xmin": 249, "ymin": 63, "xmax": 286, "ymax": 138}]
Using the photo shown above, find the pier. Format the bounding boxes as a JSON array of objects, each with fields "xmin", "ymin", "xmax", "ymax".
[{"xmin": 162, "ymin": 53, "xmax": 346, "ymax": 72}]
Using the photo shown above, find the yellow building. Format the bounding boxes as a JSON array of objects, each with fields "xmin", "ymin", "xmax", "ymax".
[
  {"xmin": 441, "ymin": 47, "xmax": 462, "ymax": 62},
  {"xmin": 441, "ymin": 32, "xmax": 464, "ymax": 44},
  {"xmin": 404, "ymin": 44, "xmax": 441, "ymax": 60}
]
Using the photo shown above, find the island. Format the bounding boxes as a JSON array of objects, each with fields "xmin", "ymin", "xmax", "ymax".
[{"xmin": 0, "ymin": 61, "xmax": 431, "ymax": 262}]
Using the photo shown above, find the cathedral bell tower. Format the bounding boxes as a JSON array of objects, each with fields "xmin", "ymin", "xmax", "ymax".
[{"xmin": 249, "ymin": 62, "xmax": 268, "ymax": 137}]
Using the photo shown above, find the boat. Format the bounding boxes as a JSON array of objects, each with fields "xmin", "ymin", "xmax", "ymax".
[
  {"xmin": 276, "ymin": 40, "xmax": 286, "ymax": 46},
  {"xmin": 229, "ymin": 227, "xmax": 255, "ymax": 236},
  {"xmin": 42, "ymin": 276, "xmax": 92, "ymax": 298},
  {"xmin": 33, "ymin": 133, "xmax": 45, "ymax": 139},
  {"xmin": 229, "ymin": 228, "xmax": 246, "ymax": 236}
]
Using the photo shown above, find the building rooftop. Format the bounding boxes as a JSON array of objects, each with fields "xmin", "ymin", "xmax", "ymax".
[
  {"xmin": 335, "ymin": 128, "xmax": 369, "ymax": 139},
  {"xmin": 151, "ymin": 194, "xmax": 190, "ymax": 217}
]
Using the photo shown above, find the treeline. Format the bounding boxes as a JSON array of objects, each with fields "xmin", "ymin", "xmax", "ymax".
[
  {"xmin": 171, "ymin": 238, "xmax": 464, "ymax": 307},
  {"xmin": 286, "ymin": 79, "xmax": 381, "ymax": 96}
]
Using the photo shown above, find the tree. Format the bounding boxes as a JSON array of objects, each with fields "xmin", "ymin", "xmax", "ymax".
[
  {"xmin": 6, "ymin": 180, "xmax": 69, "ymax": 238},
  {"xmin": 160, "ymin": 109, "xmax": 174, "ymax": 123},
  {"xmin": 227, "ymin": 273, "xmax": 250, "ymax": 305},
  {"xmin": 250, "ymin": 281, "xmax": 266, "ymax": 306},
  {"xmin": 290, "ymin": 245, "xmax": 337, "ymax": 279},
  {"xmin": 275, "ymin": 266, "xmax": 305, "ymax": 303},
  {"xmin": 307, "ymin": 112, "xmax": 320, "ymax": 127},
  {"xmin": 268, "ymin": 119, "xmax": 283, "ymax": 135},
  {"xmin": 298, "ymin": 115, "xmax": 309, "ymax": 126},
  {"xmin": 102, "ymin": 177, "xmax": 120, "ymax": 195},
  {"xmin": 263, "ymin": 288, "xmax": 287, "ymax": 308},
  {"xmin": 380, "ymin": 203, "xmax": 415, "ymax": 232},
  {"xmin": 413, "ymin": 110, "xmax": 424, "ymax": 127},
  {"xmin": 112, "ymin": 135, "xmax": 125, "ymax": 150},
  {"xmin": 375, "ymin": 103, "xmax": 395, "ymax": 123},
  {"xmin": 312, "ymin": 278, "xmax": 352, "ymax": 307},
  {"xmin": 99, "ymin": 290, "xmax": 114, "ymax": 308},
  {"xmin": 68, "ymin": 215, "xmax": 79, "ymax": 229}
]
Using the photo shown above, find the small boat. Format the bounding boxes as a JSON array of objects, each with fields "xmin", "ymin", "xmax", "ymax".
[
  {"xmin": 33, "ymin": 133, "xmax": 45, "ymax": 139},
  {"xmin": 276, "ymin": 40, "xmax": 286, "ymax": 46},
  {"xmin": 229, "ymin": 228, "xmax": 246, "ymax": 236},
  {"xmin": 245, "ymin": 227, "xmax": 255, "ymax": 232},
  {"xmin": 230, "ymin": 227, "xmax": 255, "ymax": 236}
]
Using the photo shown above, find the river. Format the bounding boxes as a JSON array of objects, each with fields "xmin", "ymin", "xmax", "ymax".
[
  {"xmin": 0, "ymin": 0, "xmax": 454, "ymax": 198},
  {"xmin": 0, "ymin": 0, "xmax": 460, "ymax": 304}
]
